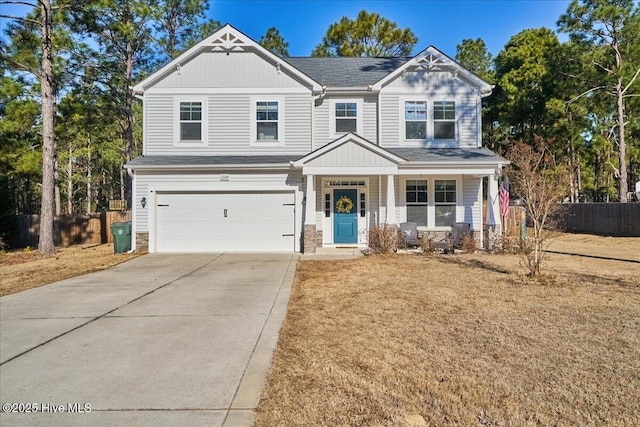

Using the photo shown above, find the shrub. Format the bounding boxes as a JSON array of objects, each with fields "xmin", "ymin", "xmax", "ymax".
[
  {"xmin": 367, "ymin": 224, "xmax": 398, "ymax": 254},
  {"xmin": 419, "ymin": 232, "xmax": 437, "ymax": 255},
  {"xmin": 460, "ymin": 233, "xmax": 476, "ymax": 253}
]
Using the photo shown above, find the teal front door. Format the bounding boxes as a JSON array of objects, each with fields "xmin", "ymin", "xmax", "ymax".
[{"xmin": 333, "ymin": 189, "xmax": 358, "ymax": 244}]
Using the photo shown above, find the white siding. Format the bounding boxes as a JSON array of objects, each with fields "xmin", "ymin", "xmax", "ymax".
[
  {"xmin": 462, "ymin": 176, "xmax": 482, "ymax": 232},
  {"xmin": 457, "ymin": 96, "xmax": 479, "ymax": 149},
  {"xmin": 144, "ymin": 95, "xmax": 174, "ymax": 151},
  {"xmin": 362, "ymin": 96, "xmax": 378, "ymax": 142},
  {"xmin": 379, "ymin": 93, "xmax": 400, "ymax": 147},
  {"xmin": 313, "ymin": 95, "xmax": 378, "ymax": 148},
  {"xmin": 154, "ymin": 51, "xmax": 307, "ymax": 89},
  {"xmin": 144, "ymin": 93, "xmax": 312, "ymax": 155},
  {"xmin": 385, "ymin": 70, "xmax": 477, "ymax": 95},
  {"xmin": 379, "ymin": 70, "xmax": 482, "ymax": 148}
]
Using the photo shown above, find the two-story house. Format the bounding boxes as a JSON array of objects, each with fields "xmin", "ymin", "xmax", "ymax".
[{"xmin": 126, "ymin": 24, "xmax": 506, "ymax": 253}]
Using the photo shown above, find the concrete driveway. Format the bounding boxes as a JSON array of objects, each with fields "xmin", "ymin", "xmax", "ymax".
[{"xmin": 0, "ymin": 253, "xmax": 297, "ymax": 426}]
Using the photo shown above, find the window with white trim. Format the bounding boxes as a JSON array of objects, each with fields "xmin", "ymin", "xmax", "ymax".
[
  {"xmin": 434, "ymin": 179, "xmax": 456, "ymax": 226},
  {"xmin": 250, "ymin": 98, "xmax": 284, "ymax": 145},
  {"xmin": 179, "ymin": 102, "xmax": 202, "ymax": 140},
  {"xmin": 335, "ymin": 102, "xmax": 357, "ymax": 133},
  {"xmin": 405, "ymin": 179, "xmax": 428, "ymax": 226},
  {"xmin": 404, "ymin": 101, "xmax": 427, "ymax": 140},
  {"xmin": 256, "ymin": 101, "xmax": 279, "ymax": 141},
  {"xmin": 330, "ymin": 99, "xmax": 362, "ymax": 136},
  {"xmin": 433, "ymin": 101, "xmax": 455, "ymax": 139}
]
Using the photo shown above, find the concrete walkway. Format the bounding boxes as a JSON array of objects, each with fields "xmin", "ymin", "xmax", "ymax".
[{"xmin": 0, "ymin": 253, "xmax": 297, "ymax": 426}]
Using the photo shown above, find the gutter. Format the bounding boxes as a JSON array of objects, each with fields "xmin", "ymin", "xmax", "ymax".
[{"xmin": 124, "ymin": 163, "xmax": 295, "ymax": 172}]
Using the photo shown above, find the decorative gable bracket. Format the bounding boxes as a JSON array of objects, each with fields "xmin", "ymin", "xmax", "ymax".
[{"xmin": 209, "ymin": 30, "xmax": 248, "ymax": 53}]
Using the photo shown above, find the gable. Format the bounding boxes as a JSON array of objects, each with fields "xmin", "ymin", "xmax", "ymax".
[
  {"xmin": 294, "ymin": 133, "xmax": 404, "ymax": 175},
  {"xmin": 306, "ymin": 141, "xmax": 398, "ymax": 168},
  {"xmin": 134, "ymin": 24, "xmax": 321, "ymax": 93},
  {"xmin": 153, "ymin": 51, "xmax": 309, "ymax": 90},
  {"xmin": 372, "ymin": 46, "xmax": 492, "ymax": 96}
]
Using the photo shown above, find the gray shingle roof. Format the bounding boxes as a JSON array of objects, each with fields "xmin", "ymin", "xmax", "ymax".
[
  {"xmin": 284, "ymin": 57, "xmax": 411, "ymax": 87},
  {"xmin": 388, "ymin": 147, "xmax": 506, "ymax": 163},
  {"xmin": 126, "ymin": 148, "xmax": 505, "ymax": 169},
  {"xmin": 126, "ymin": 155, "xmax": 299, "ymax": 168}
]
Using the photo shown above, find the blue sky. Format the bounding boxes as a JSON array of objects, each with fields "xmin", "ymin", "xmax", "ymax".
[
  {"xmin": 209, "ymin": 0, "xmax": 572, "ymax": 56},
  {"xmin": 1, "ymin": 0, "xmax": 572, "ymax": 57}
]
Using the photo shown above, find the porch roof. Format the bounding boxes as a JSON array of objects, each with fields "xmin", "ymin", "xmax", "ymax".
[
  {"xmin": 125, "ymin": 155, "xmax": 298, "ymax": 170},
  {"xmin": 389, "ymin": 147, "xmax": 507, "ymax": 164}
]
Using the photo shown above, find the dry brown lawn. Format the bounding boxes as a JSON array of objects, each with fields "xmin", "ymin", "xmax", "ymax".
[
  {"xmin": 257, "ymin": 234, "xmax": 640, "ymax": 426},
  {"xmin": 0, "ymin": 244, "xmax": 140, "ymax": 296}
]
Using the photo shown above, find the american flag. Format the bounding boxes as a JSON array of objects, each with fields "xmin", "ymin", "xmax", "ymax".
[{"xmin": 499, "ymin": 179, "xmax": 509, "ymax": 218}]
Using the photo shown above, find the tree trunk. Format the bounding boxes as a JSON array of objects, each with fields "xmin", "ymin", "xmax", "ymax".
[
  {"xmin": 54, "ymin": 151, "xmax": 61, "ymax": 216},
  {"xmin": 86, "ymin": 138, "xmax": 92, "ymax": 214},
  {"xmin": 67, "ymin": 143, "xmax": 73, "ymax": 214},
  {"xmin": 616, "ymin": 77, "xmax": 628, "ymax": 202},
  {"xmin": 38, "ymin": 0, "xmax": 56, "ymax": 254},
  {"xmin": 123, "ymin": 40, "xmax": 135, "ymax": 207}
]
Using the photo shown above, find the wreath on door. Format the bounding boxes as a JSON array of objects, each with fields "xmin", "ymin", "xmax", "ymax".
[{"xmin": 336, "ymin": 195, "xmax": 354, "ymax": 213}]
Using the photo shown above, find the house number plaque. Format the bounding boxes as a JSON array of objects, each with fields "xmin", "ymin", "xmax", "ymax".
[{"xmin": 220, "ymin": 175, "xmax": 230, "ymax": 181}]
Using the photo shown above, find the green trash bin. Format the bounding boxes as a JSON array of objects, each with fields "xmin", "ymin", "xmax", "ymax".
[{"xmin": 111, "ymin": 221, "xmax": 132, "ymax": 253}]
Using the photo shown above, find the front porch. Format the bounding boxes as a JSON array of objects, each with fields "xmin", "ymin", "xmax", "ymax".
[{"xmin": 293, "ymin": 134, "xmax": 507, "ymax": 254}]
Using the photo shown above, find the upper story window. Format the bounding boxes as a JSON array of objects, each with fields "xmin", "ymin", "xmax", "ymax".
[
  {"xmin": 335, "ymin": 102, "xmax": 357, "ymax": 133},
  {"xmin": 433, "ymin": 101, "xmax": 455, "ymax": 139},
  {"xmin": 175, "ymin": 98, "xmax": 207, "ymax": 145},
  {"xmin": 330, "ymin": 99, "xmax": 362, "ymax": 136},
  {"xmin": 404, "ymin": 101, "xmax": 427, "ymax": 140},
  {"xmin": 251, "ymin": 97, "xmax": 284, "ymax": 145},
  {"xmin": 179, "ymin": 102, "xmax": 202, "ymax": 140},
  {"xmin": 256, "ymin": 101, "xmax": 278, "ymax": 141}
]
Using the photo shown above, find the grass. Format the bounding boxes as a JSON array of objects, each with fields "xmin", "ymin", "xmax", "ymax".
[
  {"xmin": 256, "ymin": 235, "xmax": 640, "ymax": 426},
  {"xmin": 0, "ymin": 244, "xmax": 140, "ymax": 297}
]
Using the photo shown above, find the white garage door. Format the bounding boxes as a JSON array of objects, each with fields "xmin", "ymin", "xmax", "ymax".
[{"xmin": 155, "ymin": 192, "xmax": 295, "ymax": 252}]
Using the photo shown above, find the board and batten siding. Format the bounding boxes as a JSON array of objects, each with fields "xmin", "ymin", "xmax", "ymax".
[
  {"xmin": 153, "ymin": 51, "xmax": 308, "ymax": 89},
  {"xmin": 306, "ymin": 143, "xmax": 396, "ymax": 168},
  {"xmin": 144, "ymin": 93, "xmax": 312, "ymax": 155},
  {"xmin": 462, "ymin": 176, "xmax": 482, "ymax": 232},
  {"xmin": 134, "ymin": 171, "xmax": 302, "ymax": 233}
]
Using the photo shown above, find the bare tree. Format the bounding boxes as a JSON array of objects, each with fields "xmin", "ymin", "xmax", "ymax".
[{"xmin": 505, "ymin": 138, "xmax": 569, "ymax": 277}]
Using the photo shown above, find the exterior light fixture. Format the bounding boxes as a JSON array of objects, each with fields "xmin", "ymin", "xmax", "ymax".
[{"xmin": 141, "ymin": 197, "xmax": 147, "ymax": 208}]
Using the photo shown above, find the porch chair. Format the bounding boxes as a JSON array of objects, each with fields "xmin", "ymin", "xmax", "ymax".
[
  {"xmin": 435, "ymin": 222, "xmax": 471, "ymax": 254},
  {"xmin": 399, "ymin": 222, "xmax": 420, "ymax": 249}
]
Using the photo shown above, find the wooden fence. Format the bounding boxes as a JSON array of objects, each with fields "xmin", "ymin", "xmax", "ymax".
[
  {"xmin": 555, "ymin": 203, "xmax": 640, "ymax": 236},
  {"xmin": 15, "ymin": 211, "xmax": 132, "ymax": 248}
]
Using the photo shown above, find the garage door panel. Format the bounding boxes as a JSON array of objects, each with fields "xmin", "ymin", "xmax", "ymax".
[{"xmin": 155, "ymin": 192, "xmax": 294, "ymax": 252}]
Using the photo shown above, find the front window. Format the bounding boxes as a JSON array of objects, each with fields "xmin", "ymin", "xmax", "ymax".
[
  {"xmin": 335, "ymin": 102, "xmax": 357, "ymax": 133},
  {"xmin": 405, "ymin": 101, "xmax": 427, "ymax": 139},
  {"xmin": 435, "ymin": 179, "xmax": 456, "ymax": 226},
  {"xmin": 433, "ymin": 101, "xmax": 455, "ymax": 139},
  {"xmin": 406, "ymin": 179, "xmax": 428, "ymax": 226},
  {"xmin": 180, "ymin": 102, "xmax": 202, "ymax": 140},
  {"xmin": 256, "ymin": 101, "xmax": 278, "ymax": 140}
]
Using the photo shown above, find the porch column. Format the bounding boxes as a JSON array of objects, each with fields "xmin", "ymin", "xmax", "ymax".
[
  {"xmin": 486, "ymin": 171, "xmax": 502, "ymax": 250},
  {"xmin": 386, "ymin": 174, "xmax": 396, "ymax": 225},
  {"xmin": 304, "ymin": 174, "xmax": 317, "ymax": 253}
]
